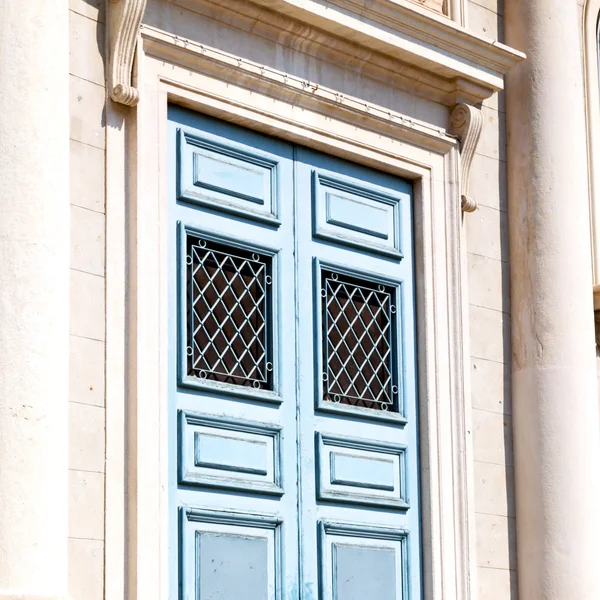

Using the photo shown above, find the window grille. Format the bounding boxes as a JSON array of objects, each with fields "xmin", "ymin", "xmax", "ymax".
[
  {"xmin": 186, "ymin": 235, "xmax": 273, "ymax": 390},
  {"xmin": 321, "ymin": 270, "xmax": 398, "ymax": 411}
]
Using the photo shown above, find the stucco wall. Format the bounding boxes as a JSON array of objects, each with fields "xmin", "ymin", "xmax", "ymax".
[
  {"xmin": 65, "ymin": 1, "xmax": 517, "ymax": 598},
  {"xmin": 68, "ymin": 1, "xmax": 106, "ymax": 599}
]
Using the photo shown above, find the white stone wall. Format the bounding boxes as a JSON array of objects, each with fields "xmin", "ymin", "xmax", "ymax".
[
  {"xmin": 65, "ymin": 1, "xmax": 517, "ymax": 598},
  {"xmin": 467, "ymin": 1, "xmax": 517, "ymax": 597},
  {"xmin": 68, "ymin": 1, "xmax": 106, "ymax": 599}
]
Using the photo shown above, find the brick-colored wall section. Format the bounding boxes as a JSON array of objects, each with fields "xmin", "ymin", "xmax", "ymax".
[
  {"xmin": 68, "ymin": 1, "xmax": 106, "ymax": 599},
  {"xmin": 466, "ymin": 2, "xmax": 518, "ymax": 598}
]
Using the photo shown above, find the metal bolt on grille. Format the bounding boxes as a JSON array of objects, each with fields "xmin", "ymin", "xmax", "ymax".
[
  {"xmin": 321, "ymin": 270, "xmax": 397, "ymax": 411},
  {"xmin": 187, "ymin": 236, "xmax": 272, "ymax": 390}
]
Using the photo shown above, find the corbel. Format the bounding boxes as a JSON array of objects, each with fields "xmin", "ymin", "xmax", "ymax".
[
  {"xmin": 108, "ymin": 0, "xmax": 148, "ymax": 106},
  {"xmin": 450, "ymin": 103, "xmax": 484, "ymax": 213}
]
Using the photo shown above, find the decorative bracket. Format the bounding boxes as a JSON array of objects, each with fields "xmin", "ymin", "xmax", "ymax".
[
  {"xmin": 108, "ymin": 0, "xmax": 147, "ymax": 106},
  {"xmin": 450, "ymin": 103, "xmax": 484, "ymax": 213}
]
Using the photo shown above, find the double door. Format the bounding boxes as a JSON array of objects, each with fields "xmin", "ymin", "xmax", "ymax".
[{"xmin": 168, "ymin": 105, "xmax": 421, "ymax": 600}]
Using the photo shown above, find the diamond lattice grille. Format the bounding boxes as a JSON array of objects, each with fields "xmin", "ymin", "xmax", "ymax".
[
  {"xmin": 187, "ymin": 236, "xmax": 272, "ymax": 389},
  {"xmin": 322, "ymin": 270, "xmax": 397, "ymax": 411}
]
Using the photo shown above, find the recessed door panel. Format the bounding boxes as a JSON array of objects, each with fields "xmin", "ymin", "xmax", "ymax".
[
  {"xmin": 181, "ymin": 508, "xmax": 281, "ymax": 600},
  {"xmin": 312, "ymin": 171, "xmax": 403, "ymax": 257},
  {"xmin": 316, "ymin": 433, "xmax": 408, "ymax": 509},
  {"xmin": 318, "ymin": 521, "xmax": 408, "ymax": 600},
  {"xmin": 179, "ymin": 411, "xmax": 283, "ymax": 495},
  {"xmin": 178, "ymin": 129, "xmax": 280, "ymax": 225}
]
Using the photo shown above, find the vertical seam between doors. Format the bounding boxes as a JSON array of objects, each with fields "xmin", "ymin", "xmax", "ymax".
[{"xmin": 292, "ymin": 144, "xmax": 304, "ymax": 600}]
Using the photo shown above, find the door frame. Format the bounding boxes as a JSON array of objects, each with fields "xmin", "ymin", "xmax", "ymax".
[{"xmin": 105, "ymin": 23, "xmax": 475, "ymax": 600}]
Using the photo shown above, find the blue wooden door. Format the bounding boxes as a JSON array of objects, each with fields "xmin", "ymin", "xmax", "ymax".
[{"xmin": 168, "ymin": 105, "xmax": 421, "ymax": 600}]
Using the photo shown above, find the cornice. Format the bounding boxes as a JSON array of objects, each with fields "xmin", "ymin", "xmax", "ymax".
[
  {"xmin": 141, "ymin": 25, "xmax": 458, "ymax": 154},
  {"xmin": 108, "ymin": 0, "xmax": 523, "ymax": 107},
  {"xmin": 450, "ymin": 103, "xmax": 484, "ymax": 212},
  {"xmin": 224, "ymin": 0, "xmax": 525, "ymax": 103},
  {"xmin": 108, "ymin": 0, "xmax": 148, "ymax": 106}
]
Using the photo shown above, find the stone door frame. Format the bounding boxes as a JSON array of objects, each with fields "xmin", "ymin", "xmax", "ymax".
[{"xmin": 104, "ymin": 25, "xmax": 476, "ymax": 600}]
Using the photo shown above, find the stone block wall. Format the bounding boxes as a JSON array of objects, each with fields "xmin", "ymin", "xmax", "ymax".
[
  {"xmin": 68, "ymin": 1, "xmax": 106, "ymax": 599},
  {"xmin": 64, "ymin": 1, "xmax": 517, "ymax": 599},
  {"xmin": 467, "ymin": 1, "xmax": 518, "ymax": 597}
]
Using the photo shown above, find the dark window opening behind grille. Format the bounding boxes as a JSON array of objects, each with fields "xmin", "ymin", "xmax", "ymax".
[
  {"xmin": 187, "ymin": 235, "xmax": 273, "ymax": 390},
  {"xmin": 321, "ymin": 270, "xmax": 398, "ymax": 412}
]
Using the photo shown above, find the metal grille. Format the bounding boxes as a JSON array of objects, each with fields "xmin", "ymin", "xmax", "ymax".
[
  {"xmin": 321, "ymin": 270, "xmax": 397, "ymax": 411},
  {"xmin": 186, "ymin": 235, "xmax": 272, "ymax": 390}
]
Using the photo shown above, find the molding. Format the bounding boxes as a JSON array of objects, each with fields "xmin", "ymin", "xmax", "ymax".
[
  {"xmin": 108, "ymin": 0, "xmax": 147, "ymax": 105},
  {"xmin": 411, "ymin": 0, "xmax": 445, "ymax": 15},
  {"xmin": 183, "ymin": 506, "xmax": 283, "ymax": 528},
  {"xmin": 167, "ymin": 0, "xmax": 523, "ymax": 105},
  {"xmin": 211, "ymin": 0, "xmax": 522, "ymax": 101},
  {"xmin": 319, "ymin": 519, "xmax": 410, "ymax": 540},
  {"xmin": 450, "ymin": 103, "xmax": 484, "ymax": 212},
  {"xmin": 406, "ymin": 0, "xmax": 445, "ymax": 16},
  {"xmin": 141, "ymin": 27, "xmax": 457, "ymax": 154}
]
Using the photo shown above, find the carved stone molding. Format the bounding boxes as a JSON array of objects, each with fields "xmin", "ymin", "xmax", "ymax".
[
  {"xmin": 198, "ymin": 0, "xmax": 524, "ymax": 105},
  {"xmin": 408, "ymin": 0, "xmax": 445, "ymax": 14},
  {"xmin": 450, "ymin": 103, "xmax": 484, "ymax": 212},
  {"xmin": 108, "ymin": 0, "xmax": 147, "ymax": 106}
]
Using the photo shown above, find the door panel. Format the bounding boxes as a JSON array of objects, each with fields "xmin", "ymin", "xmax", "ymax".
[
  {"xmin": 179, "ymin": 412, "xmax": 284, "ymax": 495},
  {"xmin": 169, "ymin": 107, "xmax": 299, "ymax": 600},
  {"xmin": 169, "ymin": 106, "xmax": 421, "ymax": 600},
  {"xmin": 295, "ymin": 147, "xmax": 421, "ymax": 600},
  {"xmin": 181, "ymin": 508, "xmax": 282, "ymax": 600}
]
